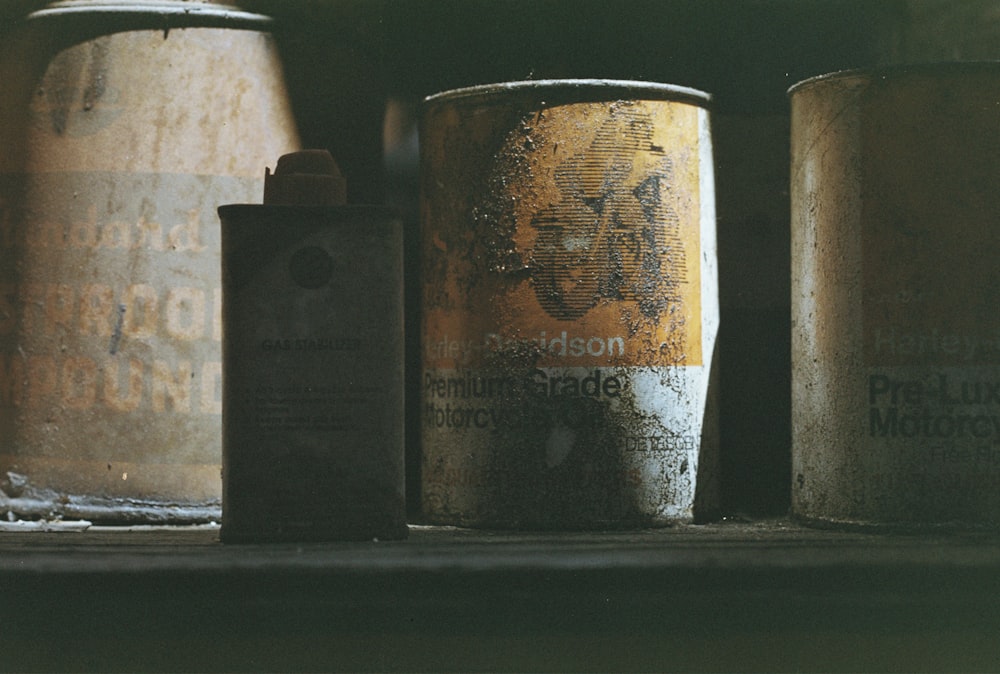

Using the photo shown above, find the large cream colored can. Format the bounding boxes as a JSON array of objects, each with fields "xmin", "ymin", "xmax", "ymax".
[
  {"xmin": 0, "ymin": 2, "xmax": 299, "ymax": 522},
  {"xmin": 791, "ymin": 64, "xmax": 1000, "ymax": 528},
  {"xmin": 420, "ymin": 80, "xmax": 719, "ymax": 529}
]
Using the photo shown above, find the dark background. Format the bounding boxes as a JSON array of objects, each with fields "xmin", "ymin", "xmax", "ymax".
[
  {"xmin": 5, "ymin": 4, "xmax": 1000, "ymax": 672},
  {"xmin": 3, "ymin": 0, "xmax": 997, "ymax": 518}
]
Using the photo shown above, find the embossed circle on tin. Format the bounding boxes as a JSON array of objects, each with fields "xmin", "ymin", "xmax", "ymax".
[{"xmin": 289, "ymin": 245, "xmax": 334, "ymax": 289}]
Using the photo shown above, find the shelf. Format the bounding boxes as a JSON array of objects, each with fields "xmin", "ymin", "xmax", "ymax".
[{"xmin": 3, "ymin": 519, "xmax": 1000, "ymax": 672}]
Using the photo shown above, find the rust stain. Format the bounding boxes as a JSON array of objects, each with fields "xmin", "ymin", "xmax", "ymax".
[{"xmin": 420, "ymin": 82, "xmax": 714, "ymax": 528}]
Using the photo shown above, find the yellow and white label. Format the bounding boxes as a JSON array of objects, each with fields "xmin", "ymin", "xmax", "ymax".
[{"xmin": 420, "ymin": 94, "xmax": 717, "ymax": 527}]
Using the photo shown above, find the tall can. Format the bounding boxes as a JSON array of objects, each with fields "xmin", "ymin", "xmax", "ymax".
[
  {"xmin": 420, "ymin": 80, "xmax": 719, "ymax": 529},
  {"xmin": 219, "ymin": 151, "xmax": 406, "ymax": 543},
  {"xmin": 791, "ymin": 64, "xmax": 1000, "ymax": 528},
  {"xmin": 0, "ymin": 1, "xmax": 299, "ymax": 522}
]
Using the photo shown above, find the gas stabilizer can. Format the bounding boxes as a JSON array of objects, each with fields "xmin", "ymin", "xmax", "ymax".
[{"xmin": 219, "ymin": 150, "xmax": 406, "ymax": 542}]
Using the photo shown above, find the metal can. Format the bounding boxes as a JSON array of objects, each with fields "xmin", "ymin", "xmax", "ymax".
[
  {"xmin": 420, "ymin": 80, "xmax": 719, "ymax": 529},
  {"xmin": 218, "ymin": 151, "xmax": 406, "ymax": 543},
  {"xmin": 790, "ymin": 63, "xmax": 1000, "ymax": 528},
  {"xmin": 0, "ymin": 2, "xmax": 299, "ymax": 522}
]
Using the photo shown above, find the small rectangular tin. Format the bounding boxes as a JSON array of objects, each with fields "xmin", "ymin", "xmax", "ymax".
[{"xmin": 218, "ymin": 203, "xmax": 406, "ymax": 542}]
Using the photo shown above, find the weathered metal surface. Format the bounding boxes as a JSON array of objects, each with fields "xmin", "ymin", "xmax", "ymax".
[
  {"xmin": 420, "ymin": 79, "xmax": 719, "ymax": 529},
  {"xmin": 790, "ymin": 63, "xmax": 1000, "ymax": 528},
  {"xmin": 218, "ymin": 152, "xmax": 406, "ymax": 543},
  {"xmin": 25, "ymin": 1, "xmax": 271, "ymax": 26},
  {"xmin": 0, "ymin": 2, "xmax": 299, "ymax": 522}
]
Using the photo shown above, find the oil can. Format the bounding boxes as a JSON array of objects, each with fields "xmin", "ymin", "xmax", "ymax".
[
  {"xmin": 219, "ymin": 151, "xmax": 406, "ymax": 542},
  {"xmin": 0, "ymin": 1, "xmax": 300, "ymax": 522},
  {"xmin": 791, "ymin": 64, "xmax": 1000, "ymax": 528},
  {"xmin": 420, "ymin": 80, "xmax": 719, "ymax": 529}
]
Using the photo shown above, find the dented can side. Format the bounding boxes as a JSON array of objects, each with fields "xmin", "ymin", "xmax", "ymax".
[
  {"xmin": 791, "ymin": 63, "xmax": 1000, "ymax": 528},
  {"xmin": 419, "ymin": 80, "xmax": 719, "ymax": 529},
  {"xmin": 0, "ymin": 4, "xmax": 300, "ymax": 522}
]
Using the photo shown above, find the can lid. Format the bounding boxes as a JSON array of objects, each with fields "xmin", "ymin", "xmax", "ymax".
[
  {"xmin": 263, "ymin": 150, "xmax": 347, "ymax": 207},
  {"xmin": 424, "ymin": 79, "xmax": 712, "ymax": 108},
  {"xmin": 27, "ymin": 1, "xmax": 273, "ymax": 30},
  {"xmin": 788, "ymin": 61, "xmax": 1000, "ymax": 97}
]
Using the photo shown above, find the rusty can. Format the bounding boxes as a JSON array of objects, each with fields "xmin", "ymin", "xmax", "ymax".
[
  {"xmin": 0, "ymin": 1, "xmax": 299, "ymax": 523},
  {"xmin": 218, "ymin": 151, "xmax": 406, "ymax": 543},
  {"xmin": 790, "ymin": 63, "xmax": 1000, "ymax": 528},
  {"xmin": 420, "ymin": 80, "xmax": 719, "ymax": 529}
]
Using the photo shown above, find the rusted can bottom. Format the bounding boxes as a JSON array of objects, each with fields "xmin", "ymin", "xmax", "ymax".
[
  {"xmin": 791, "ymin": 512, "xmax": 1000, "ymax": 533},
  {"xmin": 1, "ymin": 465, "xmax": 220, "ymax": 524}
]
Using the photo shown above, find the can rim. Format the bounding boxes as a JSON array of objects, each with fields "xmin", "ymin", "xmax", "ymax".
[
  {"xmin": 424, "ymin": 79, "xmax": 712, "ymax": 107},
  {"xmin": 788, "ymin": 61, "xmax": 1000, "ymax": 96},
  {"xmin": 26, "ymin": 1, "xmax": 272, "ymax": 29}
]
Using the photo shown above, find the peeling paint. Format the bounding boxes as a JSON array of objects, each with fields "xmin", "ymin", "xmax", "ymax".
[{"xmin": 420, "ymin": 80, "xmax": 720, "ymax": 529}]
